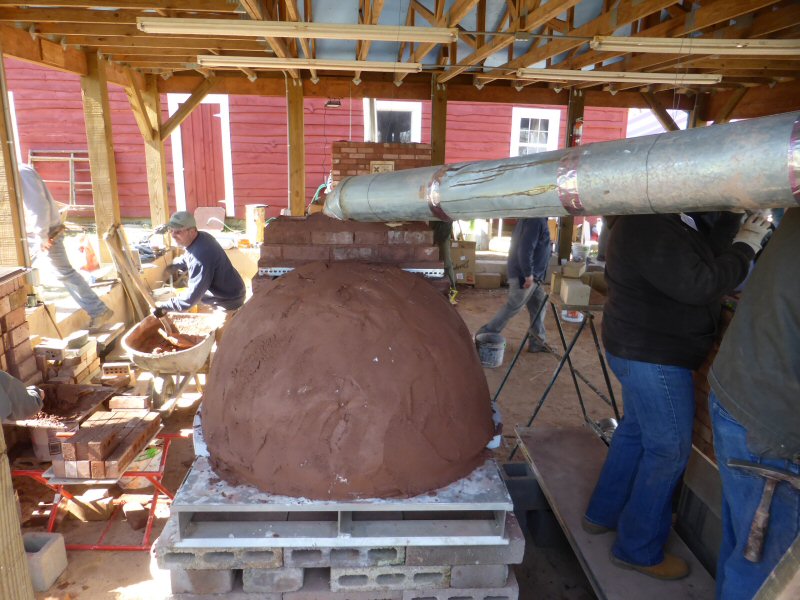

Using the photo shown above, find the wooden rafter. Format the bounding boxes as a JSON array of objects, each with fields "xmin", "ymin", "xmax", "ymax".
[
  {"xmin": 284, "ymin": 0, "xmax": 317, "ymax": 81},
  {"xmin": 0, "ymin": 0, "xmax": 236, "ymax": 9},
  {"xmin": 159, "ymin": 75, "xmax": 216, "ymax": 140},
  {"xmin": 238, "ymin": 0, "xmax": 264, "ymax": 20},
  {"xmin": 439, "ymin": 0, "xmax": 583, "ymax": 83},
  {"xmin": 256, "ymin": 1, "xmax": 299, "ymax": 79},
  {"xmin": 354, "ymin": 0, "xmax": 384, "ymax": 82},
  {"xmin": 478, "ymin": 0, "xmax": 677, "ymax": 83}
]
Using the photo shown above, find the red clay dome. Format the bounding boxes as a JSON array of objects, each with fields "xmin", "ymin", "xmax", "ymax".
[{"xmin": 202, "ymin": 261, "xmax": 494, "ymax": 500}]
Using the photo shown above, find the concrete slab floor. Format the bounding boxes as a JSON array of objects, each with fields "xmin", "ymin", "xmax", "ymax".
[{"xmin": 15, "ymin": 285, "xmax": 613, "ymax": 600}]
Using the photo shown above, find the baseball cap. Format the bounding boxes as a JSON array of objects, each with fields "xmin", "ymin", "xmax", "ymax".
[{"xmin": 167, "ymin": 211, "xmax": 196, "ymax": 230}]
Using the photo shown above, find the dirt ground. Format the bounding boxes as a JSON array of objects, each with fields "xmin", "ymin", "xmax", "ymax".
[{"xmin": 12, "ymin": 285, "xmax": 621, "ymax": 600}]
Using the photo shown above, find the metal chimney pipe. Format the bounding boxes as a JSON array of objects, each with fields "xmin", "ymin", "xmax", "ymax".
[{"xmin": 325, "ymin": 111, "xmax": 800, "ymax": 222}]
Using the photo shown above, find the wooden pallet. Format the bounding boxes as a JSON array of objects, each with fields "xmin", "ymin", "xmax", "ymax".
[{"xmin": 53, "ymin": 409, "xmax": 161, "ymax": 479}]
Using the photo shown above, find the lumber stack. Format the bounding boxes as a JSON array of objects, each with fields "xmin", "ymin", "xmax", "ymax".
[
  {"xmin": 0, "ymin": 273, "xmax": 40, "ymax": 385},
  {"xmin": 52, "ymin": 409, "xmax": 161, "ymax": 479}
]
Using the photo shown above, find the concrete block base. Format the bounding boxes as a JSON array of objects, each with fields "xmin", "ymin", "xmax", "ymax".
[
  {"xmin": 23, "ymin": 532, "xmax": 67, "ymax": 592},
  {"xmin": 402, "ymin": 569, "xmax": 519, "ymax": 600},
  {"xmin": 242, "ymin": 567, "xmax": 304, "ymax": 593},
  {"xmin": 170, "ymin": 567, "xmax": 235, "ymax": 594}
]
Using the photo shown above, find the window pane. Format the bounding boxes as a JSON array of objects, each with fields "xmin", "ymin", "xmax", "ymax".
[
  {"xmin": 540, "ymin": 120, "xmax": 549, "ymax": 133},
  {"xmin": 377, "ymin": 111, "xmax": 412, "ymax": 143},
  {"xmin": 520, "ymin": 118, "xmax": 529, "ymax": 130}
]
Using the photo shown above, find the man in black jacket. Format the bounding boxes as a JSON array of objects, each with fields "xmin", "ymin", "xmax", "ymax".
[{"xmin": 582, "ymin": 211, "xmax": 769, "ymax": 580}]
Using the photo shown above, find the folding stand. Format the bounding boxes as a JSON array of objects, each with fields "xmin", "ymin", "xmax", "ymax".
[
  {"xmin": 496, "ymin": 294, "xmax": 620, "ymax": 459},
  {"xmin": 12, "ymin": 433, "xmax": 178, "ymax": 551}
]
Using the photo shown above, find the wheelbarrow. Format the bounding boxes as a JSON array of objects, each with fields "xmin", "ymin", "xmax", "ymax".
[{"xmin": 121, "ymin": 312, "xmax": 222, "ymax": 414}]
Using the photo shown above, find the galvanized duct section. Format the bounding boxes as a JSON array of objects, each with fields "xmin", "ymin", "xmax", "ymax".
[{"xmin": 325, "ymin": 112, "xmax": 800, "ymax": 222}]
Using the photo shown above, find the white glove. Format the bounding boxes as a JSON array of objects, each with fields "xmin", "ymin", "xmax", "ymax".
[{"xmin": 733, "ymin": 214, "xmax": 770, "ymax": 253}]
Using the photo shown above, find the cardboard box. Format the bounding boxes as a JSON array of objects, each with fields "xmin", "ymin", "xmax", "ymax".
[
  {"xmin": 561, "ymin": 261, "xmax": 586, "ymax": 278},
  {"xmin": 475, "ymin": 273, "xmax": 503, "ymax": 289},
  {"xmin": 560, "ymin": 278, "xmax": 591, "ymax": 306},
  {"xmin": 451, "ymin": 241, "xmax": 476, "ymax": 285}
]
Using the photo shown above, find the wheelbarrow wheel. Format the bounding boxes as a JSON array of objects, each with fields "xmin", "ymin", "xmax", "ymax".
[{"xmin": 153, "ymin": 375, "xmax": 175, "ymax": 409}]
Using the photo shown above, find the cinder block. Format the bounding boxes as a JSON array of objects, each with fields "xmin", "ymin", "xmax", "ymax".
[
  {"xmin": 285, "ymin": 568, "xmax": 403, "ymax": 600},
  {"xmin": 155, "ymin": 515, "xmax": 283, "ymax": 571},
  {"xmin": 330, "ymin": 566, "xmax": 450, "ymax": 592},
  {"xmin": 451, "ymin": 564, "xmax": 509, "ymax": 588},
  {"xmin": 406, "ymin": 512, "xmax": 524, "ymax": 566},
  {"xmin": 402, "ymin": 569, "xmax": 518, "ymax": 600},
  {"xmin": 170, "ymin": 568, "xmax": 235, "ymax": 594},
  {"xmin": 242, "ymin": 567, "xmax": 304, "ymax": 593},
  {"xmin": 500, "ymin": 462, "xmax": 549, "ymax": 512},
  {"xmin": 24, "ymin": 532, "xmax": 68, "ymax": 592},
  {"xmin": 284, "ymin": 546, "xmax": 405, "ymax": 568}
]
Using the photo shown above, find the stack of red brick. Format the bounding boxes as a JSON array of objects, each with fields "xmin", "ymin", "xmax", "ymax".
[
  {"xmin": 331, "ymin": 141, "xmax": 432, "ymax": 186},
  {"xmin": 0, "ymin": 273, "xmax": 40, "ymax": 386},
  {"xmin": 256, "ymin": 213, "xmax": 447, "ymax": 293}
]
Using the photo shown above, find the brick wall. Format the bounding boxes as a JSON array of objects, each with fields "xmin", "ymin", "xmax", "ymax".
[
  {"xmin": 0, "ymin": 273, "xmax": 39, "ymax": 385},
  {"xmin": 331, "ymin": 142, "xmax": 432, "ymax": 185},
  {"xmin": 254, "ymin": 213, "xmax": 446, "ymax": 294}
]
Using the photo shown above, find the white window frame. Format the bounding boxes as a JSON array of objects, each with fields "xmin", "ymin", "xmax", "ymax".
[
  {"xmin": 167, "ymin": 93, "xmax": 235, "ymax": 216},
  {"xmin": 509, "ymin": 107, "xmax": 561, "ymax": 156},
  {"xmin": 363, "ymin": 99, "xmax": 422, "ymax": 143}
]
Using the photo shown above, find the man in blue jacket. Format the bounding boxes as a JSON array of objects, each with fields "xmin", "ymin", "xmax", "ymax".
[
  {"xmin": 153, "ymin": 211, "xmax": 245, "ymax": 319},
  {"xmin": 476, "ymin": 218, "xmax": 551, "ymax": 352}
]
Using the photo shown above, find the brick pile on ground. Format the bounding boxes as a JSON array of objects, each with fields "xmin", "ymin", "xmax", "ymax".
[
  {"xmin": 155, "ymin": 512, "xmax": 523, "ymax": 599},
  {"xmin": 0, "ymin": 272, "xmax": 40, "ymax": 385},
  {"xmin": 255, "ymin": 213, "xmax": 447, "ymax": 294}
]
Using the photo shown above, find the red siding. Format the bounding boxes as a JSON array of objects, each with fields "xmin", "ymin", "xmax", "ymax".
[{"xmin": 5, "ymin": 58, "xmax": 628, "ymax": 220}]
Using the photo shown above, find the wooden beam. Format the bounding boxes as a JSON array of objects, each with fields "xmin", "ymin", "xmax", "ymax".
[
  {"xmin": 124, "ymin": 69, "xmax": 155, "ymax": 141},
  {"xmin": 689, "ymin": 92, "xmax": 709, "ymax": 128},
  {"xmin": 0, "ymin": 0, "xmax": 236, "ymax": 9},
  {"xmin": 439, "ymin": 0, "xmax": 583, "ymax": 83},
  {"xmin": 558, "ymin": 88, "xmax": 584, "ymax": 262},
  {"xmin": 0, "ymin": 37, "xmax": 27, "ymax": 267},
  {"xmin": 286, "ymin": 78, "xmax": 305, "ymax": 216},
  {"xmin": 431, "ymin": 79, "xmax": 447, "ymax": 165},
  {"xmin": 482, "ymin": 0, "xmax": 676, "ymax": 80},
  {"xmin": 714, "ymin": 87, "xmax": 748, "ymax": 124},
  {"xmin": 641, "ymin": 91, "xmax": 680, "ymax": 131},
  {"xmin": 239, "ymin": 0, "xmax": 264, "ymax": 20},
  {"xmin": 81, "ymin": 53, "xmax": 121, "ymax": 263},
  {"xmin": 159, "ymin": 75, "xmax": 216, "ymax": 140},
  {"xmin": 0, "ymin": 23, "xmax": 87, "ymax": 75},
  {"xmin": 284, "ymin": 0, "xmax": 318, "ymax": 80},
  {"xmin": 140, "ymin": 75, "xmax": 170, "ymax": 228}
]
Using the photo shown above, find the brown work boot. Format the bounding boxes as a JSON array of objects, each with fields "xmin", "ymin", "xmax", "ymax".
[
  {"xmin": 581, "ymin": 517, "xmax": 613, "ymax": 535},
  {"xmin": 610, "ymin": 552, "xmax": 690, "ymax": 580}
]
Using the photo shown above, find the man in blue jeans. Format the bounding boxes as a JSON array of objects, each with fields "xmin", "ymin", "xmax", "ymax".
[
  {"xmin": 20, "ymin": 164, "xmax": 113, "ymax": 329},
  {"xmin": 707, "ymin": 208, "xmax": 799, "ymax": 600},
  {"xmin": 582, "ymin": 212, "xmax": 770, "ymax": 579},
  {"xmin": 476, "ymin": 218, "xmax": 550, "ymax": 352}
]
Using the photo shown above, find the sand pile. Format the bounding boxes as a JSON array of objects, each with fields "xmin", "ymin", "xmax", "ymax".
[{"xmin": 202, "ymin": 262, "xmax": 494, "ymax": 500}]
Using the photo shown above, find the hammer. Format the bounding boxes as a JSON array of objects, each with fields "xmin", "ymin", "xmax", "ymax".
[{"xmin": 728, "ymin": 459, "xmax": 800, "ymax": 562}]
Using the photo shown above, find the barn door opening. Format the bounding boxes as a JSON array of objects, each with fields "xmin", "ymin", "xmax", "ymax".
[{"xmin": 167, "ymin": 94, "xmax": 234, "ymax": 217}]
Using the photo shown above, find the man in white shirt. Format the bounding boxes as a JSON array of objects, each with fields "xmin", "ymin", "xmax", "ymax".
[{"xmin": 20, "ymin": 164, "xmax": 112, "ymax": 328}]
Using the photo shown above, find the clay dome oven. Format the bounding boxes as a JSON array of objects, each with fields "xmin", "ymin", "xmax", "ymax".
[{"xmin": 202, "ymin": 261, "xmax": 494, "ymax": 500}]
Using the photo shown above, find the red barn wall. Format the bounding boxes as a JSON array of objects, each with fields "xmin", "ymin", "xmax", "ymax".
[{"xmin": 5, "ymin": 59, "xmax": 628, "ymax": 220}]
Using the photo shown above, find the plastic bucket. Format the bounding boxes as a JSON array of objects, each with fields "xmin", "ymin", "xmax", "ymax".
[{"xmin": 476, "ymin": 333, "xmax": 506, "ymax": 368}]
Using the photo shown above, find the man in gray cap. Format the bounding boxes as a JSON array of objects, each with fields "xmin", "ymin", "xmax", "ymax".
[{"xmin": 153, "ymin": 211, "xmax": 246, "ymax": 319}]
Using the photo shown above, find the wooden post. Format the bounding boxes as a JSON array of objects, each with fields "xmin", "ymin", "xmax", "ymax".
[
  {"xmin": 431, "ymin": 78, "xmax": 447, "ymax": 166},
  {"xmin": 81, "ymin": 53, "xmax": 121, "ymax": 263},
  {"xmin": 559, "ymin": 89, "xmax": 585, "ymax": 262},
  {"xmin": 286, "ymin": 78, "xmax": 305, "ymax": 216},
  {"xmin": 0, "ymin": 38, "xmax": 27, "ymax": 267},
  {"xmin": 0, "ymin": 426, "xmax": 35, "ymax": 600},
  {"xmin": 140, "ymin": 76, "xmax": 170, "ymax": 228},
  {"xmin": 641, "ymin": 92, "xmax": 680, "ymax": 132}
]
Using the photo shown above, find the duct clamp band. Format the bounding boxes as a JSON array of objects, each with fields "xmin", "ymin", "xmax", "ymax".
[
  {"xmin": 556, "ymin": 148, "xmax": 586, "ymax": 216},
  {"xmin": 426, "ymin": 166, "xmax": 453, "ymax": 222}
]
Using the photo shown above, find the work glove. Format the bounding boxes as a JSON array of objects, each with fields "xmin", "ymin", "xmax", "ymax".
[
  {"xmin": 733, "ymin": 214, "xmax": 771, "ymax": 253},
  {"xmin": 152, "ymin": 305, "xmax": 167, "ymax": 319}
]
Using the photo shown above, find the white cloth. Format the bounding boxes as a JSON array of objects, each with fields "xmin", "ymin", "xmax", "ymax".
[{"xmin": 20, "ymin": 163, "xmax": 62, "ymax": 242}]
